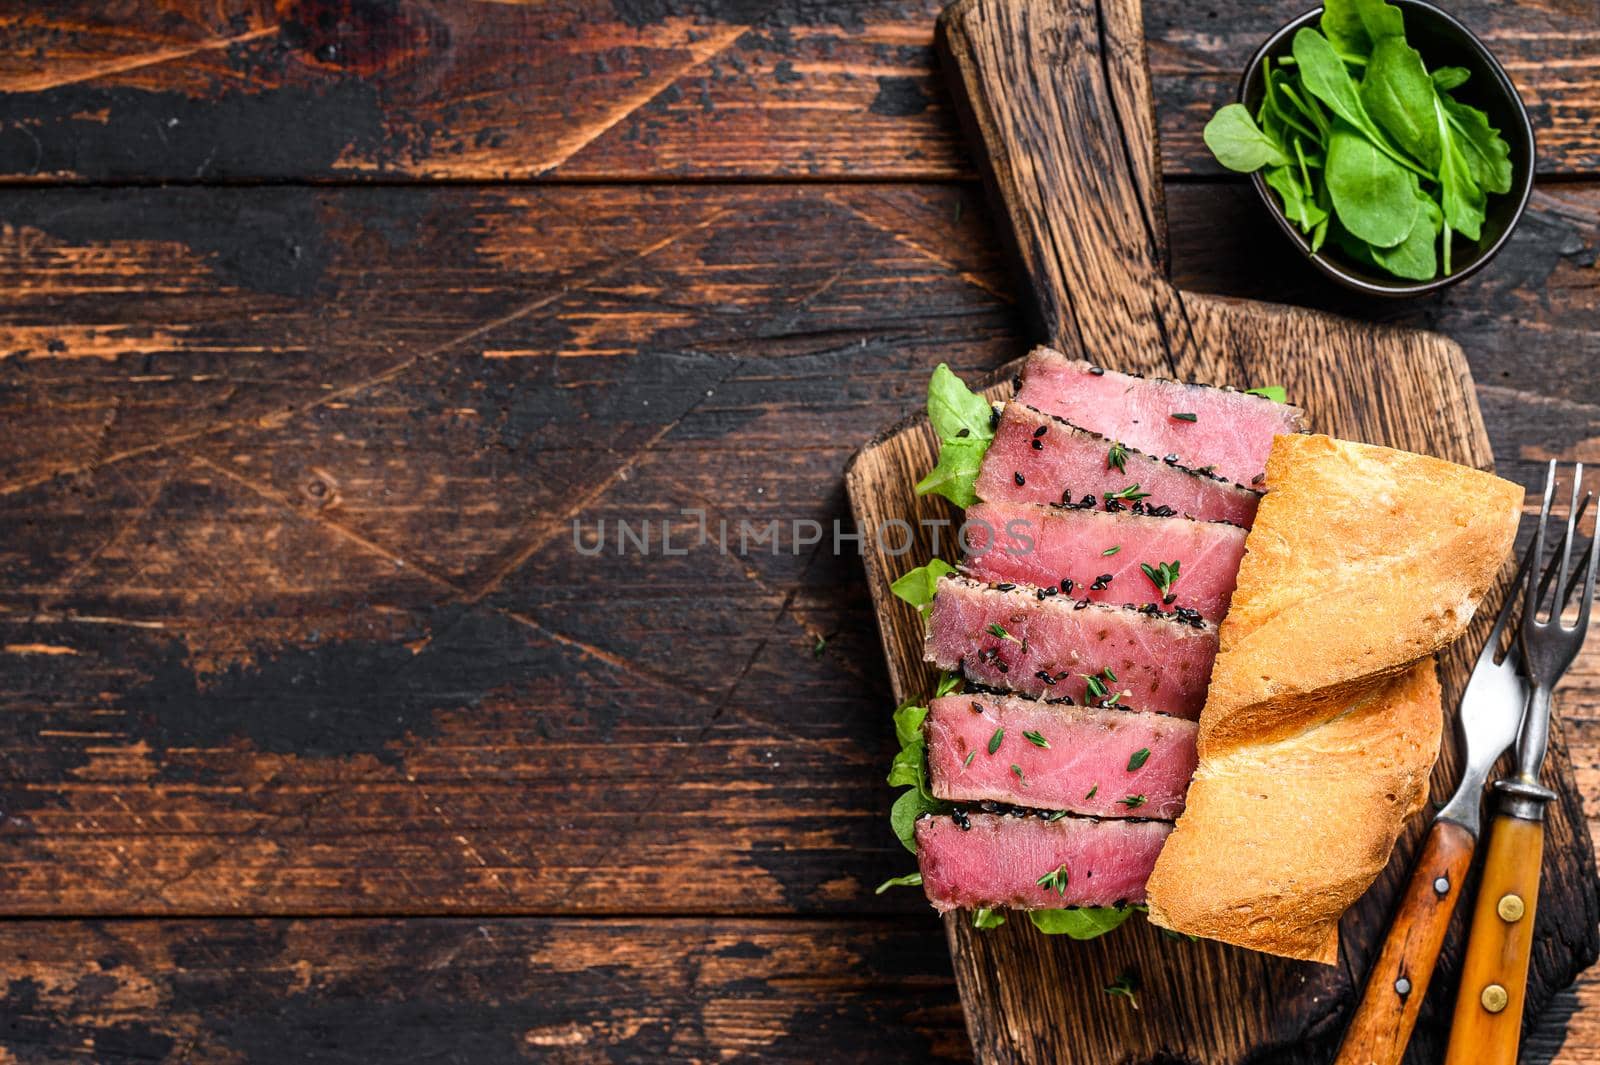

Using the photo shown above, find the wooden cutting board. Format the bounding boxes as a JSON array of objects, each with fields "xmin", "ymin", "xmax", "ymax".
[{"xmin": 844, "ymin": 0, "xmax": 1600, "ymax": 1061}]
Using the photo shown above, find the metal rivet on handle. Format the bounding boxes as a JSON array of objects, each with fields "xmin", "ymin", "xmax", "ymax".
[
  {"xmin": 1433, "ymin": 876, "xmax": 1450, "ymax": 896},
  {"xmin": 1481, "ymin": 984, "xmax": 1509, "ymax": 1013},
  {"xmin": 1497, "ymin": 893, "xmax": 1525, "ymax": 922},
  {"xmin": 1394, "ymin": 977, "xmax": 1412, "ymax": 996}
]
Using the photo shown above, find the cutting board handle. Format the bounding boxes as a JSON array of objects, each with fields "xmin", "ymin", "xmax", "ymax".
[{"xmin": 937, "ymin": 0, "xmax": 1192, "ymax": 368}]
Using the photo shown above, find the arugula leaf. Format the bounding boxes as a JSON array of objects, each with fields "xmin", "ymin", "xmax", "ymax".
[
  {"xmin": 1371, "ymin": 189, "xmax": 1441, "ymax": 280},
  {"xmin": 1321, "ymin": 0, "xmax": 1404, "ymax": 56},
  {"xmin": 1295, "ymin": 30, "xmax": 1426, "ymax": 182},
  {"xmin": 874, "ymin": 872, "xmax": 923, "ymax": 894},
  {"xmin": 1354, "ymin": 0, "xmax": 1405, "ymax": 44},
  {"xmin": 934, "ymin": 671, "xmax": 963, "ymax": 698},
  {"xmin": 1361, "ymin": 36, "xmax": 1440, "ymax": 168},
  {"xmin": 972, "ymin": 908, "xmax": 1006, "ymax": 930},
  {"xmin": 889, "ymin": 788, "xmax": 943, "ymax": 853},
  {"xmin": 893, "ymin": 702, "xmax": 929, "ymax": 748},
  {"xmin": 926, "ymin": 363, "xmax": 994, "ymax": 441},
  {"xmin": 1029, "ymin": 906, "xmax": 1140, "ymax": 939},
  {"xmin": 1441, "ymin": 95, "xmax": 1513, "ymax": 195},
  {"xmin": 916, "ymin": 364, "xmax": 995, "ymax": 508},
  {"xmin": 1204, "ymin": 103, "xmax": 1290, "ymax": 172},
  {"xmin": 914, "ymin": 436, "xmax": 987, "ymax": 508},
  {"xmin": 1433, "ymin": 95, "xmax": 1486, "ymax": 266},
  {"xmin": 1245, "ymin": 386, "xmax": 1288, "ymax": 403},
  {"xmin": 890, "ymin": 559, "xmax": 956, "ymax": 613},
  {"xmin": 1326, "ymin": 120, "xmax": 1420, "ymax": 247},
  {"xmin": 1264, "ymin": 164, "xmax": 1327, "ymax": 234},
  {"xmin": 1431, "ymin": 66, "xmax": 1471, "ymax": 92}
]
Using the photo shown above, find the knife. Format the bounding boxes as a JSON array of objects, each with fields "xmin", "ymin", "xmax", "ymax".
[{"xmin": 1333, "ymin": 491, "xmax": 1589, "ymax": 1065}]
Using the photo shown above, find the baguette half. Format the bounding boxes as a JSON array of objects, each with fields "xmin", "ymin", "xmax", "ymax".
[{"xmin": 1145, "ymin": 433, "xmax": 1522, "ymax": 962}]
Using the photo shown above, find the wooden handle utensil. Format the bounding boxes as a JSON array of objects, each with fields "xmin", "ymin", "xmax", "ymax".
[
  {"xmin": 1334, "ymin": 820, "xmax": 1476, "ymax": 1065},
  {"xmin": 1443, "ymin": 809, "xmax": 1545, "ymax": 1064}
]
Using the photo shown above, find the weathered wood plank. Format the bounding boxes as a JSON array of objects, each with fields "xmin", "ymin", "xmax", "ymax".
[
  {"xmin": 0, "ymin": 0, "xmax": 1593, "ymax": 181},
  {"xmin": 0, "ymin": 916, "xmax": 968, "ymax": 1063},
  {"xmin": 0, "ymin": 181, "xmax": 1596, "ymax": 924},
  {"xmin": 3, "ymin": 911, "xmax": 1598, "ymax": 1062}
]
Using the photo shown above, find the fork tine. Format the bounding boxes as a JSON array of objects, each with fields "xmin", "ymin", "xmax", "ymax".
[
  {"xmin": 1525, "ymin": 461, "xmax": 1557, "ymax": 638},
  {"xmin": 1574, "ymin": 473, "xmax": 1599, "ymax": 635},
  {"xmin": 1554, "ymin": 463, "xmax": 1585, "ymax": 620},
  {"xmin": 1535, "ymin": 491, "xmax": 1594, "ymax": 617}
]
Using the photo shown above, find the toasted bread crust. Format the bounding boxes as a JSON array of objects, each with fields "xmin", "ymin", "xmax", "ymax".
[{"xmin": 1146, "ymin": 434, "xmax": 1522, "ymax": 963}]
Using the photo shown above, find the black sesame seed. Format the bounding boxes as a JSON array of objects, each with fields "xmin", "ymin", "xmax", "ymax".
[
  {"xmin": 1074, "ymin": 599, "xmax": 1091, "ymax": 610},
  {"xmin": 1088, "ymin": 366, "xmax": 1106, "ymax": 376},
  {"xmin": 989, "ymin": 409, "xmax": 1001, "ymax": 430},
  {"xmin": 1031, "ymin": 439, "xmax": 1044, "ymax": 450},
  {"xmin": 956, "ymin": 427, "xmax": 971, "ymax": 438},
  {"xmin": 971, "ymin": 701, "xmax": 984, "ymax": 714},
  {"xmin": 1060, "ymin": 578, "xmax": 1074, "ymax": 594},
  {"xmin": 996, "ymin": 662, "xmax": 1009, "ymax": 673},
  {"xmin": 1033, "ymin": 425, "xmax": 1048, "ymax": 438},
  {"xmin": 995, "ymin": 583, "xmax": 1015, "ymax": 591},
  {"xmin": 1036, "ymin": 671, "xmax": 1055, "ymax": 684},
  {"xmin": 1014, "ymin": 471, "xmax": 1026, "ymax": 486}
]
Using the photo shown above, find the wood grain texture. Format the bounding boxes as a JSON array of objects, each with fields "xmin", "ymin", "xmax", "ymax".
[
  {"xmin": 0, "ymin": 0, "xmax": 1596, "ymax": 182},
  {"xmin": 842, "ymin": 0, "xmax": 1600, "ymax": 1062},
  {"xmin": 0, "ymin": 916, "xmax": 969, "ymax": 1063},
  {"xmin": 0, "ymin": 183, "xmax": 1595, "ymax": 1062}
]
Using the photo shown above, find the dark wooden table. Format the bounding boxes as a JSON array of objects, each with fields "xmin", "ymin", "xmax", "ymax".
[{"xmin": 0, "ymin": 2, "xmax": 1596, "ymax": 1062}]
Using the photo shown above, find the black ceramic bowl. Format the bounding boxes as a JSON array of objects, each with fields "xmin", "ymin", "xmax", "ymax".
[{"xmin": 1239, "ymin": 0, "xmax": 1535, "ymax": 297}]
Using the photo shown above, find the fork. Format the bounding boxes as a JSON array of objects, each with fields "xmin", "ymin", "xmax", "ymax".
[
  {"xmin": 1444, "ymin": 461, "xmax": 1599, "ymax": 1065},
  {"xmin": 1333, "ymin": 485, "xmax": 1589, "ymax": 1065}
]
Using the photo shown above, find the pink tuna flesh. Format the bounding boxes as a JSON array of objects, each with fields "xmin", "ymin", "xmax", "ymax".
[
  {"xmin": 1014, "ymin": 346, "xmax": 1304, "ymax": 487},
  {"xmin": 926, "ymin": 692, "xmax": 1198, "ymax": 819},
  {"xmin": 924, "ymin": 575, "xmax": 1217, "ymax": 718},
  {"xmin": 963, "ymin": 500, "xmax": 1246, "ymax": 623},
  {"xmin": 916, "ymin": 813, "xmax": 1170, "ymax": 911},
  {"xmin": 974, "ymin": 404, "xmax": 1260, "ymax": 528}
]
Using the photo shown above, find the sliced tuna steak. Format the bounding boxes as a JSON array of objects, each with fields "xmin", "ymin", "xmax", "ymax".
[
  {"xmin": 1014, "ymin": 346, "xmax": 1305, "ymax": 486},
  {"xmin": 926, "ymin": 692, "xmax": 1198, "ymax": 819},
  {"xmin": 963, "ymin": 500, "xmax": 1247, "ymax": 622},
  {"xmin": 924, "ymin": 575, "xmax": 1218, "ymax": 717},
  {"xmin": 916, "ymin": 812, "xmax": 1170, "ymax": 911},
  {"xmin": 975, "ymin": 403, "xmax": 1260, "ymax": 528}
]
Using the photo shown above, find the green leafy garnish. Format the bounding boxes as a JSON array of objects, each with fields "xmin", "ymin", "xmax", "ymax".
[
  {"xmin": 1127, "ymin": 748, "xmax": 1151, "ymax": 771},
  {"xmin": 915, "ymin": 364, "xmax": 995, "ymax": 507},
  {"xmin": 1035, "ymin": 864, "xmax": 1071, "ymax": 897},
  {"xmin": 1118, "ymin": 794, "xmax": 1148, "ymax": 809},
  {"xmin": 1103, "ymin": 969, "xmax": 1141, "ymax": 1008},
  {"xmin": 1140, "ymin": 560, "xmax": 1182, "ymax": 599},
  {"xmin": 1031, "ymin": 907, "xmax": 1140, "ymax": 939},
  {"xmin": 874, "ymin": 872, "xmax": 923, "ymax": 894},
  {"xmin": 891, "ymin": 559, "xmax": 956, "ymax": 614},
  {"xmin": 1107, "ymin": 440, "xmax": 1128, "ymax": 472},
  {"xmin": 1086, "ymin": 783, "xmax": 1099, "ymax": 799},
  {"xmin": 1023, "ymin": 730, "xmax": 1050, "ymax": 749},
  {"xmin": 1102, "ymin": 545, "xmax": 1121, "ymax": 556},
  {"xmin": 972, "ymin": 908, "xmax": 1006, "ymax": 930},
  {"xmin": 934, "ymin": 671, "xmax": 963, "ymax": 697},
  {"xmin": 1245, "ymin": 385, "xmax": 1289, "ymax": 403},
  {"xmin": 1170, "ymin": 412, "xmax": 1198, "ymax": 423},
  {"xmin": 988, "ymin": 728, "xmax": 1005, "ymax": 755},
  {"xmin": 1104, "ymin": 484, "xmax": 1150, "ymax": 503},
  {"xmin": 986, "ymin": 622, "xmax": 1020, "ymax": 644},
  {"xmin": 1204, "ymin": 0, "xmax": 1513, "ymax": 281},
  {"xmin": 963, "ymin": 751, "xmax": 976, "ymax": 768},
  {"xmin": 1010, "ymin": 763, "xmax": 1025, "ymax": 783}
]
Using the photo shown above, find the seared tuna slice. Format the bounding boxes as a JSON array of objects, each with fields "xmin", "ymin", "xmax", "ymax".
[
  {"xmin": 975, "ymin": 403, "xmax": 1260, "ymax": 528},
  {"xmin": 926, "ymin": 691, "xmax": 1198, "ymax": 819},
  {"xmin": 1014, "ymin": 346, "xmax": 1305, "ymax": 487},
  {"xmin": 963, "ymin": 500, "xmax": 1247, "ymax": 622},
  {"xmin": 924, "ymin": 576, "xmax": 1218, "ymax": 718},
  {"xmin": 916, "ymin": 813, "xmax": 1170, "ymax": 911}
]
